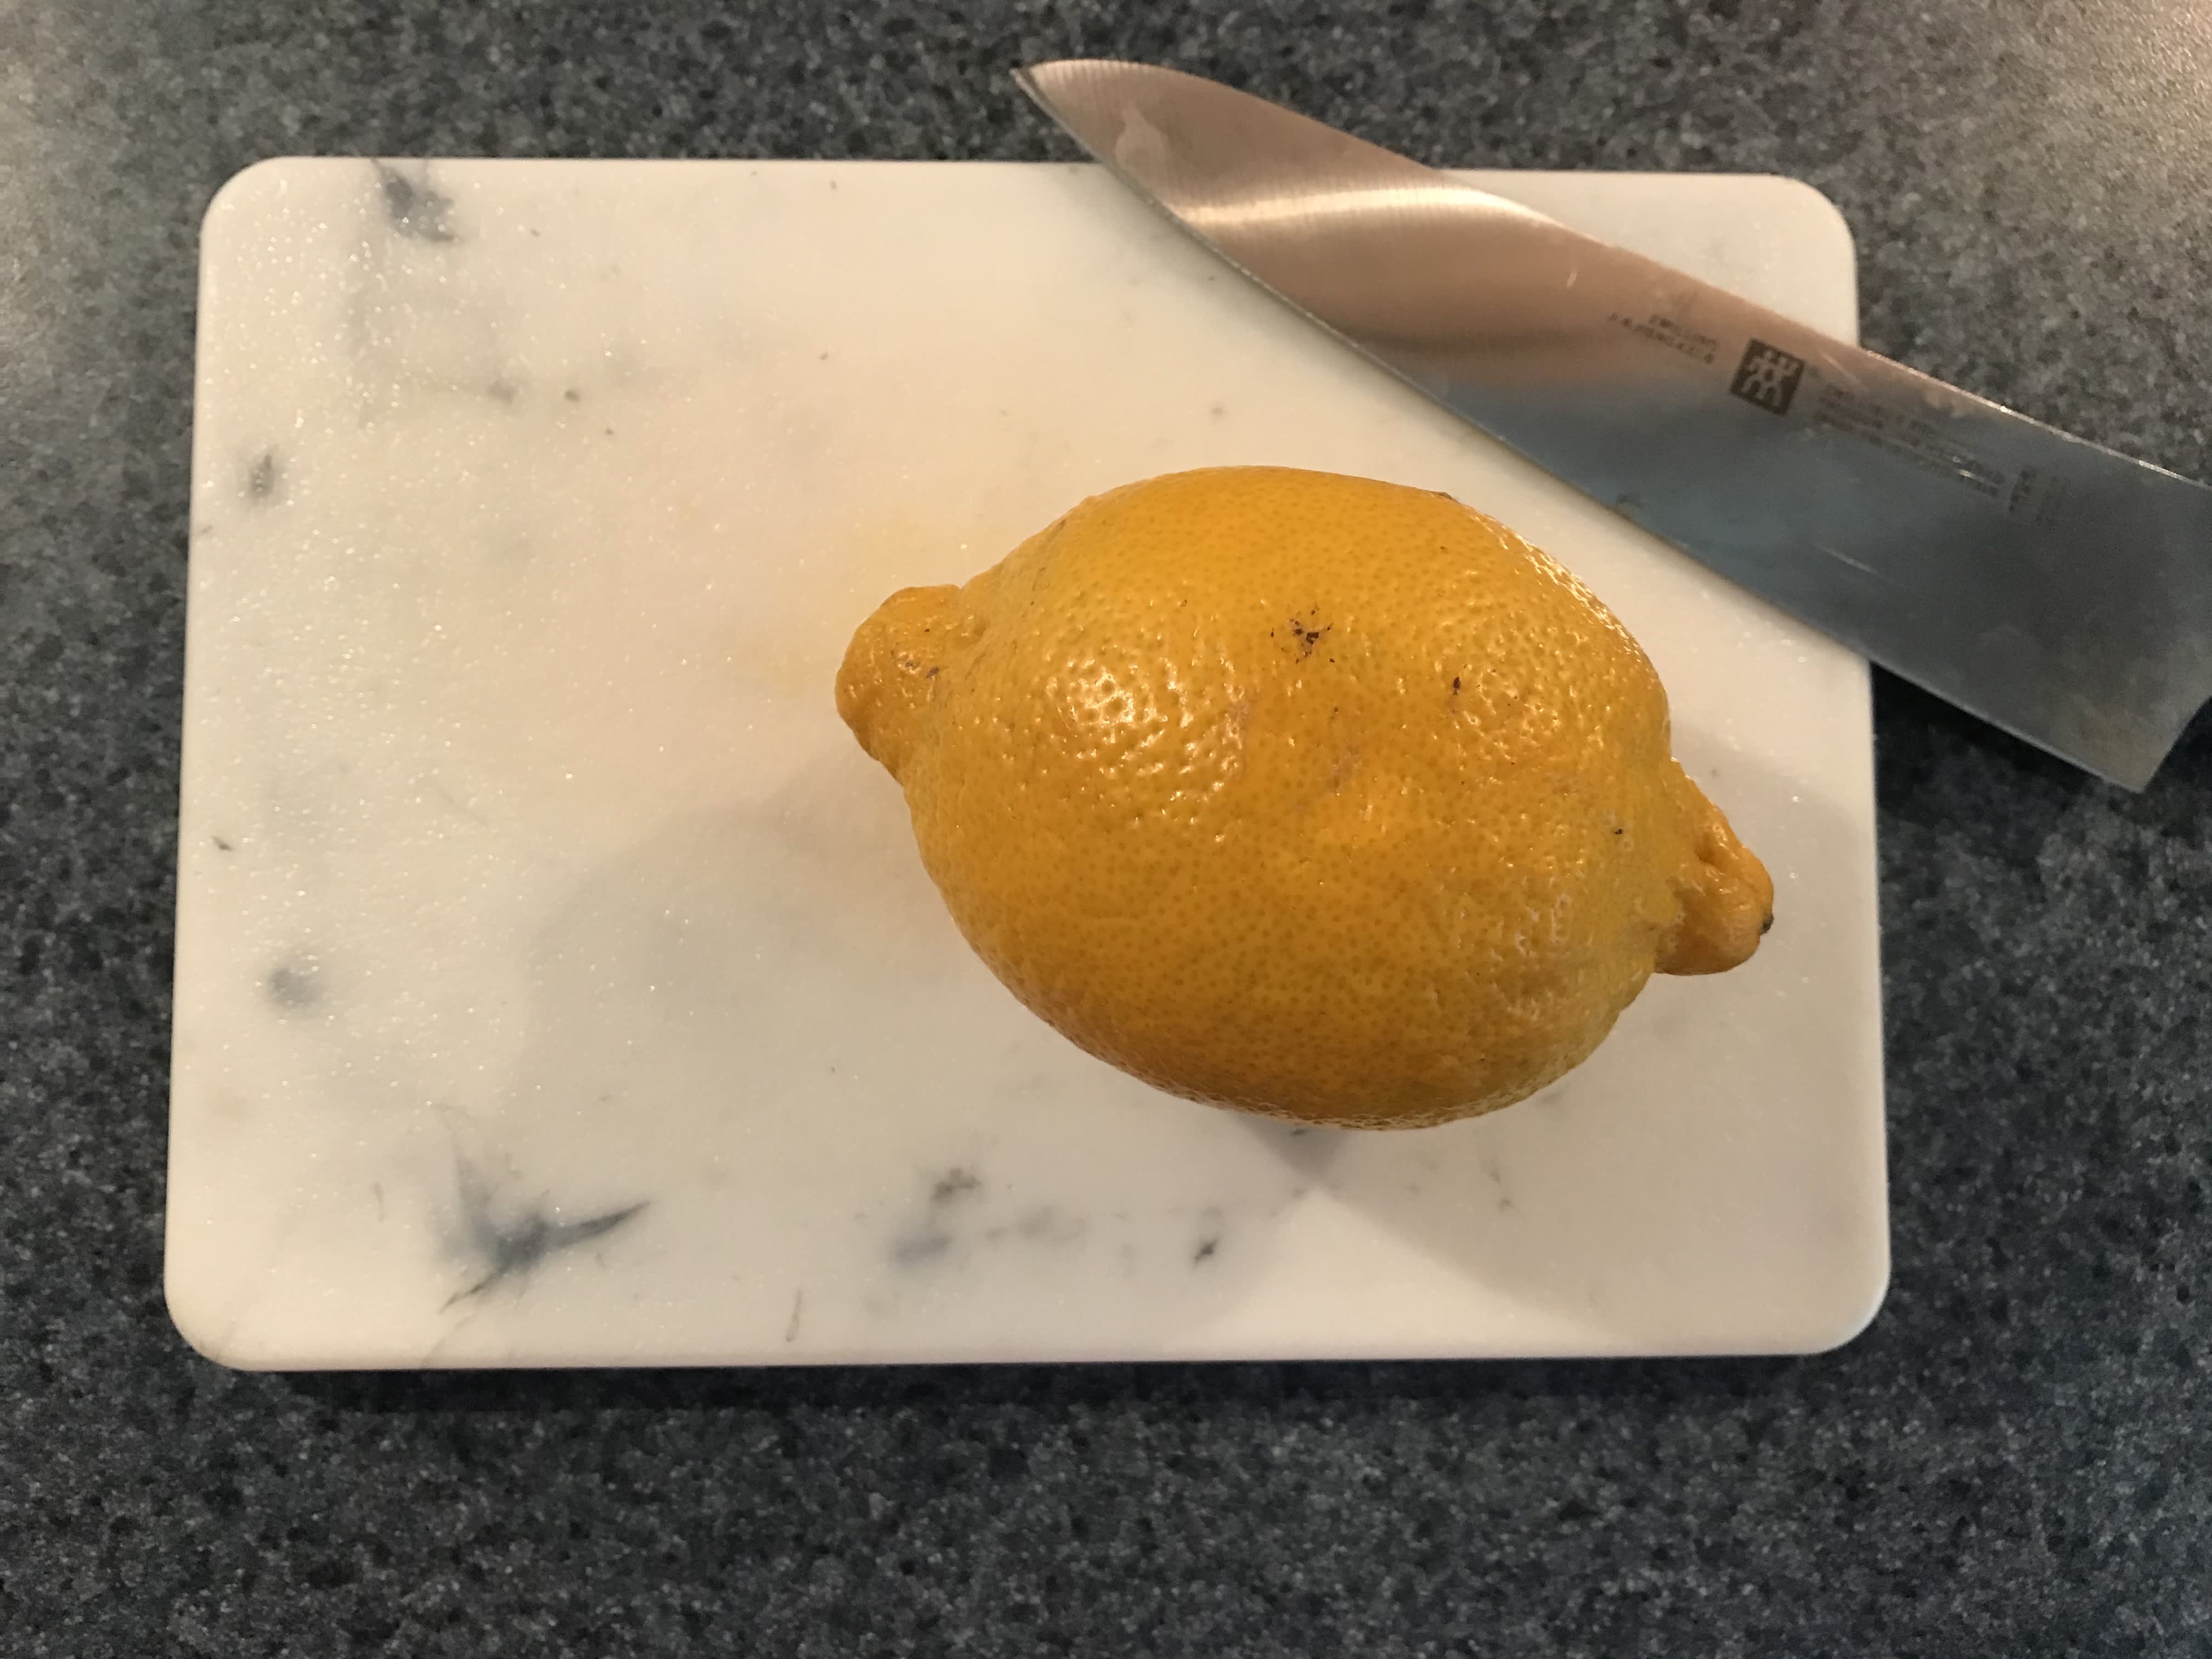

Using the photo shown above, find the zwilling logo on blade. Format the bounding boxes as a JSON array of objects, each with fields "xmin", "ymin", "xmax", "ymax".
[{"xmin": 1729, "ymin": 340, "xmax": 1807, "ymax": 415}]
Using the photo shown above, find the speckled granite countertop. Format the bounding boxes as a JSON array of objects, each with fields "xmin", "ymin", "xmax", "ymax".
[{"xmin": 3, "ymin": 3, "xmax": 2208, "ymax": 1655}]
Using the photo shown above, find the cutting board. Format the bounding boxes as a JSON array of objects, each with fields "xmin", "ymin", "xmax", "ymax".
[{"xmin": 168, "ymin": 159, "xmax": 1885, "ymax": 1369}]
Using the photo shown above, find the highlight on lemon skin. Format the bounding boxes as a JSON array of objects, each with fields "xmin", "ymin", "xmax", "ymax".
[{"xmin": 835, "ymin": 466, "xmax": 1774, "ymax": 1130}]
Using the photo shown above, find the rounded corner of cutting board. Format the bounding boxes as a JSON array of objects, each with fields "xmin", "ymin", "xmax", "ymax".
[
  {"xmin": 201, "ymin": 155, "xmax": 319, "ymax": 242},
  {"xmin": 1798, "ymin": 1245, "xmax": 1893, "ymax": 1355},
  {"xmin": 162, "ymin": 1255, "xmax": 262, "ymax": 1373}
]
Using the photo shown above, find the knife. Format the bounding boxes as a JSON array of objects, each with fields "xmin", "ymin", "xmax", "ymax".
[{"xmin": 1015, "ymin": 59, "xmax": 2212, "ymax": 790}]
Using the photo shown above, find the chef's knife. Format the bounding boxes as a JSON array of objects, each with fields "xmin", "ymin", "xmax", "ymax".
[{"xmin": 1017, "ymin": 59, "xmax": 2212, "ymax": 790}]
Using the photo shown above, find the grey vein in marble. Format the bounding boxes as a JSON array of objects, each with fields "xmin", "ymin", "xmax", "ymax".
[
  {"xmin": 373, "ymin": 160, "xmax": 458, "ymax": 244},
  {"xmin": 444, "ymin": 1154, "xmax": 649, "ymax": 1310}
]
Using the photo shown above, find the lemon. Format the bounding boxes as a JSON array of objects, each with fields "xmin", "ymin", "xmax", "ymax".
[{"xmin": 836, "ymin": 466, "xmax": 1772, "ymax": 1128}]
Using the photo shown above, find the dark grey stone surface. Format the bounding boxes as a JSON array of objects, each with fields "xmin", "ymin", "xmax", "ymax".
[{"xmin": 3, "ymin": 1, "xmax": 2209, "ymax": 1654}]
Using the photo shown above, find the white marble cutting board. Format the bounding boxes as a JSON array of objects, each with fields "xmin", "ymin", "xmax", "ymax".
[{"xmin": 168, "ymin": 159, "xmax": 1885, "ymax": 1369}]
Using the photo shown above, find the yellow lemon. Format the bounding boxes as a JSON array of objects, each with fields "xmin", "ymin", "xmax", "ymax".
[{"xmin": 836, "ymin": 466, "xmax": 1772, "ymax": 1128}]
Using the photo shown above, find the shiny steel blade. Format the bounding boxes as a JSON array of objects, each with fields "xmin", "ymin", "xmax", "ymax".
[{"xmin": 1017, "ymin": 59, "xmax": 2212, "ymax": 789}]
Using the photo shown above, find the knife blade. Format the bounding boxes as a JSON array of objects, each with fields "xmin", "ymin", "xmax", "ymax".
[{"xmin": 1015, "ymin": 59, "xmax": 2212, "ymax": 789}]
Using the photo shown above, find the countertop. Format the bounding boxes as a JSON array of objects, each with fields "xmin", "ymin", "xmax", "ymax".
[{"xmin": 2, "ymin": 2, "xmax": 2208, "ymax": 1655}]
